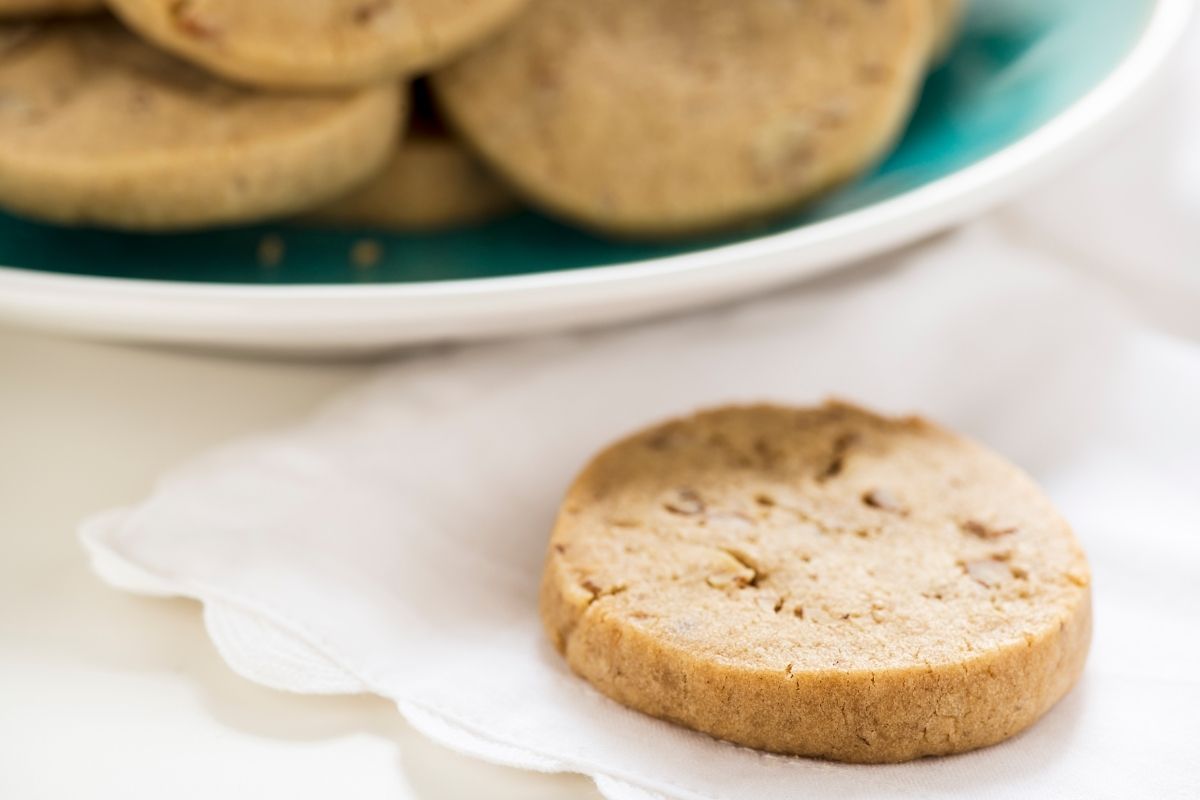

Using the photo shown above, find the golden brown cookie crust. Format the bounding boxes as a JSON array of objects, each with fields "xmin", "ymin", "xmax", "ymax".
[
  {"xmin": 434, "ymin": 0, "xmax": 933, "ymax": 237},
  {"xmin": 0, "ymin": 19, "xmax": 402, "ymax": 229},
  {"xmin": 106, "ymin": 0, "xmax": 532, "ymax": 89},
  {"xmin": 541, "ymin": 402, "xmax": 1091, "ymax": 763}
]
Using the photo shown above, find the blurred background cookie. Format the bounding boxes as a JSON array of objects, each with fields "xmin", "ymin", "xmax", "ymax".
[
  {"xmin": 0, "ymin": 18, "xmax": 403, "ymax": 229},
  {"xmin": 309, "ymin": 81, "xmax": 516, "ymax": 231},
  {"xmin": 433, "ymin": 0, "xmax": 933, "ymax": 237},
  {"xmin": 106, "ymin": 0, "xmax": 533, "ymax": 89}
]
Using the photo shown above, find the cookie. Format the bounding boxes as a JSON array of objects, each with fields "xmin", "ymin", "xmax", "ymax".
[
  {"xmin": 0, "ymin": 1, "xmax": 100, "ymax": 18},
  {"xmin": 106, "ymin": 0, "xmax": 533, "ymax": 89},
  {"xmin": 0, "ymin": 19, "xmax": 402, "ymax": 230},
  {"xmin": 433, "ymin": 0, "xmax": 933, "ymax": 237},
  {"xmin": 309, "ymin": 82, "xmax": 515, "ymax": 231},
  {"xmin": 928, "ymin": 0, "xmax": 964, "ymax": 62},
  {"xmin": 541, "ymin": 402, "xmax": 1091, "ymax": 763}
]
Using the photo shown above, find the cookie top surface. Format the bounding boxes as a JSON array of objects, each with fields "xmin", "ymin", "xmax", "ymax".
[
  {"xmin": 0, "ymin": 19, "xmax": 392, "ymax": 163},
  {"xmin": 107, "ymin": 0, "xmax": 532, "ymax": 88},
  {"xmin": 545, "ymin": 402, "xmax": 1090, "ymax": 675},
  {"xmin": 434, "ymin": 0, "xmax": 932, "ymax": 236}
]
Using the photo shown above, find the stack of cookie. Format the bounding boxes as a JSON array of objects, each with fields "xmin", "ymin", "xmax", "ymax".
[{"xmin": 0, "ymin": 0, "xmax": 960, "ymax": 238}]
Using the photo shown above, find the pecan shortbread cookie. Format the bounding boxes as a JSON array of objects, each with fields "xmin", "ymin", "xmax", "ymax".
[
  {"xmin": 309, "ymin": 82, "xmax": 515, "ymax": 231},
  {"xmin": 434, "ymin": 0, "xmax": 933, "ymax": 237},
  {"xmin": 106, "ymin": 0, "xmax": 532, "ymax": 89},
  {"xmin": 541, "ymin": 402, "xmax": 1091, "ymax": 763},
  {"xmin": 0, "ymin": 19, "xmax": 401, "ymax": 229}
]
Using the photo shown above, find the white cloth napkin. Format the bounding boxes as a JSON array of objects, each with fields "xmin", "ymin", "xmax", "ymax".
[{"xmin": 82, "ymin": 27, "xmax": 1200, "ymax": 800}]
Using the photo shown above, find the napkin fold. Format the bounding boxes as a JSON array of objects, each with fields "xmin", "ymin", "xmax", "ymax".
[{"xmin": 81, "ymin": 24, "xmax": 1200, "ymax": 800}]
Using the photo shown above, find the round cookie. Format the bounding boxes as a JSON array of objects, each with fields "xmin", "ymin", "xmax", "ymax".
[
  {"xmin": 0, "ymin": 1, "xmax": 101, "ymax": 18},
  {"xmin": 0, "ymin": 19, "xmax": 402, "ymax": 230},
  {"xmin": 433, "ymin": 0, "xmax": 933, "ymax": 237},
  {"xmin": 106, "ymin": 0, "xmax": 533, "ymax": 89},
  {"xmin": 309, "ymin": 83, "xmax": 515, "ymax": 231},
  {"xmin": 541, "ymin": 402, "xmax": 1091, "ymax": 763}
]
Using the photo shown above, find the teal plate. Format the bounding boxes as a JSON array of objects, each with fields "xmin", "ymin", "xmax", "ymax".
[{"xmin": 0, "ymin": 0, "xmax": 1188, "ymax": 351}]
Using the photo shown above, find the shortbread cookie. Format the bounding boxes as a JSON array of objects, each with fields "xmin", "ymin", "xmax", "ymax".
[
  {"xmin": 541, "ymin": 402, "xmax": 1091, "ymax": 763},
  {"xmin": 106, "ymin": 0, "xmax": 532, "ymax": 89},
  {"xmin": 309, "ymin": 83, "xmax": 515, "ymax": 230},
  {"xmin": 0, "ymin": 19, "xmax": 402, "ymax": 229},
  {"xmin": 0, "ymin": 0, "xmax": 100, "ymax": 18},
  {"xmin": 434, "ymin": 0, "xmax": 933, "ymax": 237}
]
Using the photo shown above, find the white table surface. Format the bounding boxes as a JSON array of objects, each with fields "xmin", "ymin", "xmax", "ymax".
[{"xmin": 0, "ymin": 327, "xmax": 600, "ymax": 799}]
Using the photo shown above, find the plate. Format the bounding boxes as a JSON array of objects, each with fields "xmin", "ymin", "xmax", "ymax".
[{"xmin": 0, "ymin": 0, "xmax": 1189, "ymax": 352}]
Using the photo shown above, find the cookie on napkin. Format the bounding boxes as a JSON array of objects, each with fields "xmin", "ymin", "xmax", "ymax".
[{"xmin": 541, "ymin": 402, "xmax": 1092, "ymax": 763}]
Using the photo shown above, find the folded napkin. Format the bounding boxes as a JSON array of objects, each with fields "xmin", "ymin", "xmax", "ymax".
[{"xmin": 82, "ymin": 27, "xmax": 1200, "ymax": 800}]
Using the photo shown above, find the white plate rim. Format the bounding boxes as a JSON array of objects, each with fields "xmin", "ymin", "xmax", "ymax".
[{"xmin": 0, "ymin": 0, "xmax": 1191, "ymax": 349}]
